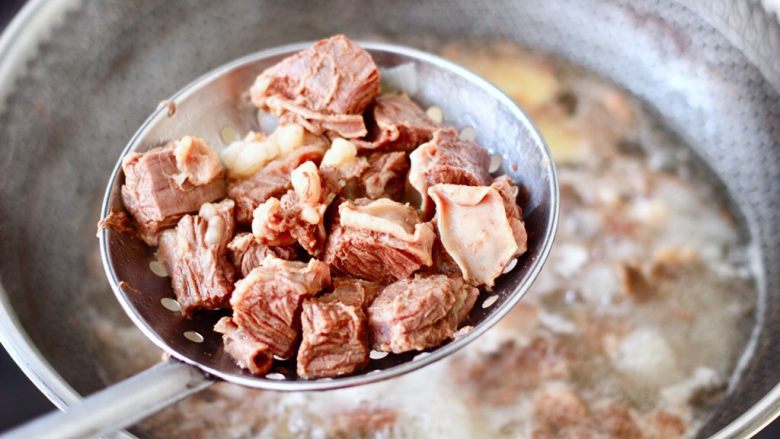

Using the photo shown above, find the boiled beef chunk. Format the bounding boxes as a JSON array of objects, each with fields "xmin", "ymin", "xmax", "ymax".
[
  {"xmin": 250, "ymin": 35, "xmax": 380, "ymax": 138},
  {"xmin": 361, "ymin": 152, "xmax": 409, "ymax": 200},
  {"xmin": 121, "ymin": 139, "xmax": 226, "ymax": 245},
  {"xmin": 324, "ymin": 198, "xmax": 435, "ymax": 283},
  {"xmin": 213, "ymin": 317, "xmax": 273, "ymax": 375},
  {"xmin": 230, "ymin": 256, "xmax": 331, "ymax": 358},
  {"xmin": 408, "ymin": 128, "xmax": 490, "ymax": 214},
  {"xmin": 367, "ymin": 274, "xmax": 478, "ymax": 353},
  {"xmin": 364, "ymin": 93, "xmax": 440, "ymax": 151},
  {"xmin": 428, "ymin": 183, "xmax": 527, "ymax": 288},
  {"xmin": 228, "ymin": 140, "xmax": 327, "ymax": 224},
  {"xmin": 251, "ymin": 161, "xmax": 335, "ymax": 256},
  {"xmin": 227, "ymin": 232, "xmax": 297, "ymax": 277},
  {"xmin": 296, "ymin": 279, "xmax": 377, "ymax": 378},
  {"xmin": 157, "ymin": 199, "xmax": 236, "ymax": 315},
  {"xmin": 491, "ymin": 176, "xmax": 528, "ymax": 254}
]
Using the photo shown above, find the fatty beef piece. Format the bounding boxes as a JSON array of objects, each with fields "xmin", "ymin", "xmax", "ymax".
[
  {"xmin": 251, "ymin": 161, "xmax": 336, "ymax": 257},
  {"xmin": 319, "ymin": 138, "xmax": 410, "ymax": 201},
  {"xmin": 324, "ymin": 198, "xmax": 436, "ymax": 283},
  {"xmin": 225, "ymin": 124, "xmax": 328, "ymax": 224},
  {"xmin": 157, "ymin": 199, "xmax": 237, "ymax": 316},
  {"xmin": 121, "ymin": 136, "xmax": 226, "ymax": 245}
]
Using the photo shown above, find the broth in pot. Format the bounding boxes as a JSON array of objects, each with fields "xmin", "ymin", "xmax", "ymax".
[{"xmin": 89, "ymin": 41, "xmax": 757, "ymax": 439}]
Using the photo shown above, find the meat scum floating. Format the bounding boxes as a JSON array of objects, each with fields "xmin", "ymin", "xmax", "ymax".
[{"xmin": 7, "ymin": 35, "xmax": 557, "ymax": 439}]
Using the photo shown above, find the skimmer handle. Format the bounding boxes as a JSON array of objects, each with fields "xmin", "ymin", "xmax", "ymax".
[{"xmin": 1, "ymin": 360, "xmax": 212, "ymax": 439}]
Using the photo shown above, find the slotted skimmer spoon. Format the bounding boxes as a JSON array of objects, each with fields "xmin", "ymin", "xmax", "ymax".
[{"xmin": 4, "ymin": 41, "xmax": 558, "ymax": 439}]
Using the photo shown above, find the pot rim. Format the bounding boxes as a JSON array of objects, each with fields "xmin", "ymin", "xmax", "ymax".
[{"xmin": 0, "ymin": 0, "xmax": 777, "ymax": 437}]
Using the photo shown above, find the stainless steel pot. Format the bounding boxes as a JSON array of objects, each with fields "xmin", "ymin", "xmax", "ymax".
[{"xmin": 1, "ymin": 0, "xmax": 779, "ymax": 437}]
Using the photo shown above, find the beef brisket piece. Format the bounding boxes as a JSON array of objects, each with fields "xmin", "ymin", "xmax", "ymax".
[
  {"xmin": 121, "ymin": 140, "xmax": 226, "ymax": 245},
  {"xmin": 367, "ymin": 274, "xmax": 478, "ymax": 353},
  {"xmin": 296, "ymin": 279, "xmax": 378, "ymax": 378},
  {"xmin": 361, "ymin": 151, "xmax": 409, "ymax": 201},
  {"xmin": 324, "ymin": 198, "xmax": 435, "ymax": 283},
  {"xmin": 230, "ymin": 256, "xmax": 331, "ymax": 358},
  {"xmin": 157, "ymin": 199, "xmax": 237, "ymax": 315},
  {"xmin": 228, "ymin": 140, "xmax": 327, "ymax": 224},
  {"xmin": 227, "ymin": 232, "xmax": 298, "ymax": 277},
  {"xmin": 251, "ymin": 161, "xmax": 335, "ymax": 256},
  {"xmin": 214, "ymin": 317, "xmax": 273, "ymax": 375},
  {"xmin": 428, "ymin": 182, "xmax": 527, "ymax": 288},
  {"xmin": 363, "ymin": 93, "xmax": 440, "ymax": 151},
  {"xmin": 408, "ymin": 128, "xmax": 490, "ymax": 214},
  {"xmin": 250, "ymin": 35, "xmax": 380, "ymax": 138}
]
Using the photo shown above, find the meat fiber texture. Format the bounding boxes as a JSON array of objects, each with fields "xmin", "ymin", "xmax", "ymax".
[
  {"xmin": 325, "ymin": 198, "xmax": 436, "ymax": 283},
  {"xmin": 228, "ymin": 256, "xmax": 331, "ymax": 358},
  {"xmin": 368, "ymin": 274, "xmax": 478, "ymax": 353},
  {"xmin": 296, "ymin": 279, "xmax": 379, "ymax": 378},
  {"xmin": 409, "ymin": 128, "xmax": 491, "ymax": 215},
  {"xmin": 250, "ymin": 35, "xmax": 381, "ymax": 138},
  {"xmin": 362, "ymin": 93, "xmax": 440, "ymax": 151},
  {"xmin": 121, "ymin": 139, "xmax": 226, "ymax": 245},
  {"xmin": 157, "ymin": 199, "xmax": 236, "ymax": 315}
]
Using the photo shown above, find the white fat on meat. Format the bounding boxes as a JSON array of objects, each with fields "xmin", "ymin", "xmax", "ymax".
[
  {"xmin": 428, "ymin": 184, "xmax": 519, "ymax": 288},
  {"xmin": 173, "ymin": 136, "xmax": 223, "ymax": 186},
  {"xmin": 339, "ymin": 199, "xmax": 435, "ymax": 264}
]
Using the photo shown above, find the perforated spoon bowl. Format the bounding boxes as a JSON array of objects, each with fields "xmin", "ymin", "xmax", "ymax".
[{"xmin": 5, "ymin": 41, "xmax": 558, "ymax": 439}]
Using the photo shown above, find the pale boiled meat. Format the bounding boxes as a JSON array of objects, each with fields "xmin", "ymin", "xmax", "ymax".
[
  {"xmin": 429, "ymin": 183, "xmax": 526, "ymax": 288},
  {"xmin": 361, "ymin": 151, "xmax": 409, "ymax": 200},
  {"xmin": 121, "ymin": 142, "xmax": 226, "ymax": 245},
  {"xmin": 296, "ymin": 279, "xmax": 378, "ymax": 378},
  {"xmin": 408, "ymin": 128, "xmax": 490, "ymax": 214},
  {"xmin": 228, "ymin": 142, "xmax": 327, "ymax": 224},
  {"xmin": 324, "ymin": 198, "xmax": 435, "ymax": 283},
  {"xmin": 491, "ymin": 175, "xmax": 528, "ymax": 254},
  {"xmin": 173, "ymin": 136, "xmax": 223, "ymax": 185},
  {"xmin": 213, "ymin": 317, "xmax": 273, "ymax": 375},
  {"xmin": 251, "ymin": 161, "xmax": 335, "ymax": 256},
  {"xmin": 157, "ymin": 199, "xmax": 236, "ymax": 315},
  {"xmin": 363, "ymin": 93, "xmax": 440, "ymax": 151},
  {"xmin": 229, "ymin": 256, "xmax": 331, "ymax": 358},
  {"xmin": 367, "ymin": 274, "xmax": 478, "ymax": 353},
  {"xmin": 250, "ymin": 35, "xmax": 380, "ymax": 138},
  {"xmin": 227, "ymin": 232, "xmax": 298, "ymax": 277}
]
